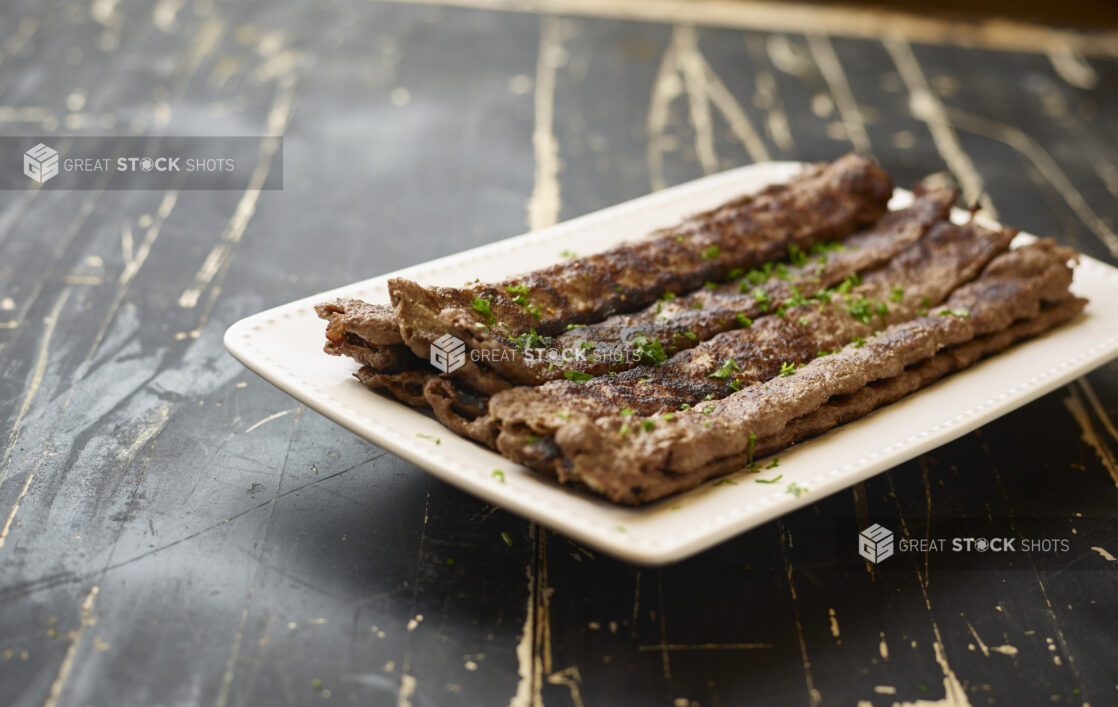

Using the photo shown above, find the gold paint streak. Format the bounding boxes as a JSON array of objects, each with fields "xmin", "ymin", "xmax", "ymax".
[
  {"xmin": 244, "ymin": 408, "xmax": 296, "ymax": 434},
  {"xmin": 397, "ymin": 674, "xmax": 417, "ymax": 707},
  {"xmin": 121, "ymin": 192, "xmax": 177, "ymax": 284},
  {"xmin": 0, "ymin": 473, "xmax": 33, "ymax": 550},
  {"xmin": 507, "ymin": 545, "xmax": 535, "ymax": 707},
  {"xmin": 676, "ymin": 27, "xmax": 719, "ymax": 175},
  {"xmin": 700, "ymin": 54, "xmax": 770, "ymax": 163},
  {"xmin": 1064, "ymin": 385, "xmax": 1118, "ymax": 487},
  {"xmin": 965, "ymin": 622, "xmax": 989, "ymax": 657},
  {"xmin": 828, "ymin": 608, "xmax": 840, "ymax": 641},
  {"xmin": 43, "ymin": 585, "xmax": 100, "ymax": 707},
  {"xmin": 646, "ymin": 31, "xmax": 682, "ymax": 191},
  {"xmin": 656, "ymin": 573, "xmax": 671, "ymax": 680},
  {"xmin": 527, "ymin": 17, "xmax": 565, "ymax": 231},
  {"xmin": 1091, "ymin": 546, "xmax": 1116, "ymax": 561},
  {"xmin": 780, "ymin": 523, "xmax": 821, "ymax": 707},
  {"xmin": 1047, "ymin": 39, "xmax": 1097, "ymax": 89},
  {"xmin": 885, "ymin": 38, "xmax": 997, "ymax": 219},
  {"xmin": 179, "ymin": 80, "xmax": 295, "ymax": 308},
  {"xmin": 0, "ymin": 287, "xmax": 72, "ymax": 489},
  {"xmin": 215, "ymin": 589, "xmax": 252, "ymax": 707},
  {"xmin": 1076, "ymin": 379, "xmax": 1118, "ymax": 445},
  {"xmin": 943, "ymin": 106, "xmax": 1118, "ymax": 258},
  {"xmin": 766, "ymin": 35, "xmax": 813, "ymax": 78},
  {"xmin": 370, "ymin": 0, "xmax": 1118, "ymax": 57},
  {"xmin": 806, "ymin": 33, "xmax": 871, "ymax": 154},
  {"xmin": 545, "ymin": 666, "xmax": 584, "ymax": 707},
  {"xmin": 531, "ymin": 528, "xmax": 552, "ymax": 707}
]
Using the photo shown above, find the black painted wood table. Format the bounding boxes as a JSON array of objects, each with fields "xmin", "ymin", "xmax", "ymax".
[{"xmin": 2, "ymin": 1, "xmax": 1117, "ymax": 705}]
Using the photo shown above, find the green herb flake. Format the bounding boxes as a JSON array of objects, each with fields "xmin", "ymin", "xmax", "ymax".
[
  {"xmin": 729, "ymin": 378, "xmax": 743, "ymax": 391},
  {"xmin": 564, "ymin": 370, "xmax": 594, "ymax": 382},
  {"xmin": 890, "ymin": 286, "xmax": 905, "ymax": 303},
  {"xmin": 619, "ymin": 424, "xmax": 630, "ymax": 435},
  {"xmin": 631, "ymin": 333, "xmax": 668, "ymax": 364},
  {"xmin": 492, "ymin": 469, "xmax": 506, "ymax": 482},
  {"xmin": 755, "ymin": 474, "xmax": 783, "ymax": 484},
  {"xmin": 939, "ymin": 308, "xmax": 971, "ymax": 318},
  {"xmin": 779, "ymin": 362, "xmax": 797, "ymax": 377},
  {"xmin": 798, "ymin": 317, "xmax": 810, "ymax": 326},
  {"xmin": 446, "ymin": 558, "xmax": 455, "ymax": 565},
  {"xmin": 641, "ymin": 419, "xmax": 655, "ymax": 432},
  {"xmin": 852, "ymin": 335, "xmax": 865, "ymax": 348},
  {"xmin": 700, "ymin": 245, "xmax": 720, "ymax": 260},
  {"xmin": 416, "ymin": 433, "xmax": 441, "ymax": 445},
  {"xmin": 709, "ymin": 358, "xmax": 742, "ymax": 379},
  {"xmin": 702, "ymin": 406, "xmax": 715, "ymax": 416},
  {"xmin": 683, "ymin": 330, "xmax": 698, "ymax": 341},
  {"xmin": 788, "ymin": 244, "xmax": 809, "ymax": 268},
  {"xmin": 680, "ymin": 403, "xmax": 691, "ymax": 411},
  {"xmin": 705, "ymin": 280, "xmax": 718, "ymax": 291},
  {"xmin": 566, "ymin": 323, "xmax": 586, "ymax": 330},
  {"xmin": 560, "ymin": 249, "xmax": 578, "ymax": 259},
  {"xmin": 786, "ymin": 482, "xmax": 809, "ymax": 497},
  {"xmin": 512, "ymin": 328, "xmax": 551, "ymax": 351},
  {"xmin": 661, "ymin": 291, "xmax": 677, "ymax": 301},
  {"xmin": 736, "ymin": 312, "xmax": 753, "ymax": 328},
  {"xmin": 312, "ymin": 679, "xmax": 323, "ymax": 691},
  {"xmin": 555, "ymin": 411, "xmax": 570, "ymax": 421},
  {"xmin": 766, "ymin": 458, "xmax": 780, "ymax": 469},
  {"xmin": 471, "ymin": 296, "xmax": 493, "ymax": 321},
  {"xmin": 501, "ymin": 531, "xmax": 514, "ymax": 547},
  {"xmin": 712, "ymin": 478, "xmax": 736, "ymax": 486},
  {"xmin": 691, "ymin": 301, "xmax": 704, "ymax": 310}
]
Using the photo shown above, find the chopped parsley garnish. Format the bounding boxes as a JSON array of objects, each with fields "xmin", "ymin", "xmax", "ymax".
[
  {"xmin": 512, "ymin": 328, "xmax": 551, "ymax": 351},
  {"xmin": 680, "ymin": 403, "xmax": 691, "ymax": 411},
  {"xmin": 766, "ymin": 458, "xmax": 780, "ymax": 469},
  {"xmin": 709, "ymin": 358, "xmax": 742, "ymax": 379},
  {"xmin": 712, "ymin": 478, "xmax": 736, "ymax": 486},
  {"xmin": 663, "ymin": 413, "xmax": 675, "ymax": 421},
  {"xmin": 560, "ymin": 249, "xmax": 578, "ymax": 259},
  {"xmin": 745, "ymin": 268, "xmax": 769, "ymax": 286},
  {"xmin": 852, "ymin": 335, "xmax": 865, "ymax": 348},
  {"xmin": 939, "ymin": 308, "xmax": 971, "ymax": 317},
  {"xmin": 779, "ymin": 362, "xmax": 797, "ymax": 377},
  {"xmin": 619, "ymin": 408, "xmax": 635, "ymax": 416},
  {"xmin": 798, "ymin": 317, "xmax": 810, "ymax": 326},
  {"xmin": 641, "ymin": 419, "xmax": 655, "ymax": 432},
  {"xmin": 787, "ymin": 287, "xmax": 809, "ymax": 307},
  {"xmin": 471, "ymin": 296, "xmax": 493, "ymax": 322},
  {"xmin": 416, "ymin": 433, "xmax": 440, "ymax": 445},
  {"xmin": 755, "ymin": 474, "xmax": 783, "ymax": 484},
  {"xmin": 631, "ymin": 334, "xmax": 668, "ymax": 364},
  {"xmin": 702, "ymin": 406, "xmax": 715, "ymax": 416},
  {"xmin": 788, "ymin": 244, "xmax": 809, "ymax": 268},
  {"xmin": 745, "ymin": 432, "xmax": 757, "ymax": 472},
  {"xmin": 786, "ymin": 482, "xmax": 809, "ymax": 497},
  {"xmin": 836, "ymin": 273, "xmax": 862, "ymax": 294},
  {"xmin": 566, "ymin": 323, "xmax": 586, "ymax": 330},
  {"xmin": 506, "ymin": 284, "xmax": 530, "ymax": 296},
  {"xmin": 846, "ymin": 296, "xmax": 880, "ymax": 324},
  {"xmin": 705, "ymin": 281, "xmax": 718, "ymax": 291},
  {"xmin": 774, "ymin": 263, "xmax": 791, "ymax": 281},
  {"xmin": 564, "ymin": 370, "xmax": 594, "ymax": 382},
  {"xmin": 683, "ymin": 330, "xmax": 697, "ymax": 341},
  {"xmin": 661, "ymin": 291, "xmax": 677, "ymax": 301},
  {"xmin": 920, "ymin": 297, "xmax": 932, "ymax": 308},
  {"xmin": 691, "ymin": 301, "xmax": 704, "ymax": 309},
  {"xmin": 725, "ymin": 267, "xmax": 745, "ymax": 281},
  {"xmin": 555, "ymin": 411, "xmax": 570, "ymax": 421},
  {"xmin": 736, "ymin": 313, "xmax": 753, "ymax": 328},
  {"xmin": 890, "ymin": 286, "xmax": 905, "ymax": 303},
  {"xmin": 492, "ymin": 469, "xmax": 506, "ymax": 482},
  {"xmin": 751, "ymin": 287, "xmax": 770, "ymax": 312},
  {"xmin": 619, "ymin": 424, "xmax": 630, "ymax": 435},
  {"xmin": 704, "ymin": 394, "xmax": 714, "ymax": 400},
  {"xmin": 501, "ymin": 531, "xmax": 514, "ymax": 546},
  {"xmin": 729, "ymin": 378, "xmax": 743, "ymax": 391},
  {"xmin": 700, "ymin": 245, "xmax": 720, "ymax": 260}
]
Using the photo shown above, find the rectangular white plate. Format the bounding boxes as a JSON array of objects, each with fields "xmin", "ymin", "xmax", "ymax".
[{"xmin": 225, "ymin": 162, "xmax": 1118, "ymax": 565}]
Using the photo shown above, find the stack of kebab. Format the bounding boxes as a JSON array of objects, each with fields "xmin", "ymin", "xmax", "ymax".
[{"xmin": 316, "ymin": 154, "xmax": 1086, "ymax": 504}]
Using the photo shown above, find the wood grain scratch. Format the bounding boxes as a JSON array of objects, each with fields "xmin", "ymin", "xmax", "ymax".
[
  {"xmin": 526, "ymin": 16, "xmax": 565, "ymax": 231},
  {"xmin": 943, "ymin": 106, "xmax": 1118, "ymax": 258},
  {"xmin": 779, "ymin": 522, "xmax": 821, "ymax": 707},
  {"xmin": 0, "ymin": 286, "xmax": 71, "ymax": 491},
  {"xmin": 806, "ymin": 33, "xmax": 871, "ymax": 154},
  {"xmin": 179, "ymin": 77, "xmax": 296, "ymax": 308},
  {"xmin": 884, "ymin": 37, "xmax": 997, "ymax": 220},
  {"xmin": 0, "ymin": 473, "xmax": 33, "ymax": 550},
  {"xmin": 43, "ymin": 585, "xmax": 100, "ymax": 707},
  {"xmin": 1063, "ymin": 384, "xmax": 1118, "ymax": 487}
]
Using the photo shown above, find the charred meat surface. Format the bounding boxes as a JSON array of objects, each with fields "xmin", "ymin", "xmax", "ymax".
[{"xmin": 390, "ymin": 153, "xmax": 893, "ymax": 359}]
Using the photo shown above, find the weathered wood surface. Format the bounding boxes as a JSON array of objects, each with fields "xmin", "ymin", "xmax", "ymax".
[{"xmin": 1, "ymin": 1, "xmax": 1117, "ymax": 705}]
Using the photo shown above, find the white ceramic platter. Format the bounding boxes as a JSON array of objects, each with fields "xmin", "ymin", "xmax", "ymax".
[{"xmin": 225, "ymin": 162, "xmax": 1118, "ymax": 565}]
